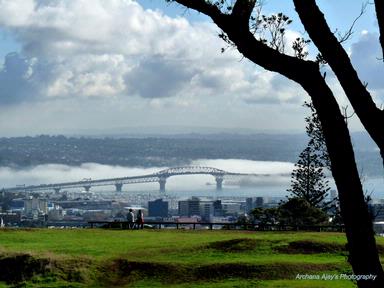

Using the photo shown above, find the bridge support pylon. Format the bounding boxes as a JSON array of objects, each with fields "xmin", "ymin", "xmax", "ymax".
[
  {"xmin": 115, "ymin": 183, "xmax": 123, "ymax": 192},
  {"xmin": 83, "ymin": 185, "xmax": 92, "ymax": 192},
  {"xmin": 159, "ymin": 177, "xmax": 167, "ymax": 193},
  {"xmin": 215, "ymin": 176, "xmax": 224, "ymax": 191},
  {"xmin": 53, "ymin": 187, "xmax": 61, "ymax": 194}
]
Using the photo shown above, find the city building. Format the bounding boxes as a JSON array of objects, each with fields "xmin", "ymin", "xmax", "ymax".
[
  {"xmin": 201, "ymin": 202, "xmax": 214, "ymax": 220},
  {"xmin": 178, "ymin": 197, "xmax": 200, "ymax": 217},
  {"xmin": 0, "ymin": 212, "xmax": 20, "ymax": 226},
  {"xmin": 9, "ymin": 198, "xmax": 24, "ymax": 212},
  {"xmin": 245, "ymin": 198, "xmax": 254, "ymax": 213},
  {"xmin": 246, "ymin": 197, "xmax": 265, "ymax": 213},
  {"xmin": 148, "ymin": 199, "xmax": 169, "ymax": 217},
  {"xmin": 222, "ymin": 200, "xmax": 243, "ymax": 215},
  {"xmin": 56, "ymin": 200, "xmax": 112, "ymax": 210},
  {"xmin": 24, "ymin": 197, "xmax": 48, "ymax": 220},
  {"xmin": 48, "ymin": 205, "xmax": 65, "ymax": 221},
  {"xmin": 255, "ymin": 197, "xmax": 264, "ymax": 208},
  {"xmin": 213, "ymin": 200, "xmax": 223, "ymax": 216}
]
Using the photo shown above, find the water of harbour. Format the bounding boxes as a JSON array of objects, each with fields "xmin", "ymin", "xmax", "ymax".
[{"xmin": 1, "ymin": 161, "xmax": 383, "ymax": 200}]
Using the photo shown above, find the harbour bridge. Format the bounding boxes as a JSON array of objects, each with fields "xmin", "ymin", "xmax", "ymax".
[{"xmin": 2, "ymin": 166, "xmax": 281, "ymax": 194}]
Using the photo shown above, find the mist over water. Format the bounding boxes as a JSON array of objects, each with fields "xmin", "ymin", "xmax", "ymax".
[
  {"xmin": 0, "ymin": 163, "xmax": 163, "ymax": 187},
  {"xmin": 0, "ymin": 159, "xmax": 293, "ymax": 196},
  {"xmin": 1, "ymin": 159, "xmax": 382, "ymax": 199},
  {"xmin": 191, "ymin": 159, "xmax": 294, "ymax": 174}
]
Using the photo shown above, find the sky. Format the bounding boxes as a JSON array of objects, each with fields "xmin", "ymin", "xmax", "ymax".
[{"xmin": 0, "ymin": 0, "xmax": 382, "ymax": 136}]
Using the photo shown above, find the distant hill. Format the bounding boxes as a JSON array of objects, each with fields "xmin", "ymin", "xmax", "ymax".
[{"xmin": 0, "ymin": 133, "xmax": 381, "ymax": 176}]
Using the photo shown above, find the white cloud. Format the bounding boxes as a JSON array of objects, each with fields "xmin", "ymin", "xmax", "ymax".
[
  {"xmin": 239, "ymin": 71, "xmax": 305, "ymax": 104},
  {"xmin": 0, "ymin": 0, "xmax": 35, "ymax": 27},
  {"xmin": 0, "ymin": 0, "xmax": 328, "ymax": 135},
  {"xmin": 0, "ymin": 0, "xmax": 304, "ymax": 105},
  {"xmin": 350, "ymin": 32, "xmax": 384, "ymax": 106}
]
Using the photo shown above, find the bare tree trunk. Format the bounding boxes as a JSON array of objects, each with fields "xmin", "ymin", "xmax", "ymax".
[
  {"xmin": 225, "ymin": 20, "xmax": 384, "ymax": 285},
  {"xmin": 169, "ymin": 1, "xmax": 384, "ymax": 285},
  {"xmin": 301, "ymin": 67, "xmax": 384, "ymax": 287},
  {"xmin": 374, "ymin": 0, "xmax": 384, "ymax": 59}
]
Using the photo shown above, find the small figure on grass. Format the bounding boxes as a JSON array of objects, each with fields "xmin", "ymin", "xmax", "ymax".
[
  {"xmin": 136, "ymin": 209, "xmax": 144, "ymax": 229},
  {"xmin": 127, "ymin": 209, "xmax": 135, "ymax": 229}
]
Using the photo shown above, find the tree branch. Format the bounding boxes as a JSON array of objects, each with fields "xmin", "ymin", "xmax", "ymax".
[
  {"xmin": 293, "ymin": 0, "xmax": 384, "ymax": 159},
  {"xmin": 374, "ymin": 0, "xmax": 384, "ymax": 59},
  {"xmin": 167, "ymin": 0, "xmax": 224, "ymax": 22},
  {"xmin": 231, "ymin": 0, "xmax": 256, "ymax": 27},
  {"xmin": 338, "ymin": 2, "xmax": 367, "ymax": 44},
  {"xmin": 223, "ymin": 24, "xmax": 317, "ymax": 82},
  {"xmin": 172, "ymin": 0, "xmax": 316, "ymax": 84}
]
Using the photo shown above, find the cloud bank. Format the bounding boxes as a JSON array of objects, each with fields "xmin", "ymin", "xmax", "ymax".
[
  {"xmin": 0, "ymin": 0, "xmax": 304, "ymax": 105},
  {"xmin": 0, "ymin": 1, "xmax": 381, "ymax": 134},
  {"xmin": 350, "ymin": 31, "xmax": 384, "ymax": 106}
]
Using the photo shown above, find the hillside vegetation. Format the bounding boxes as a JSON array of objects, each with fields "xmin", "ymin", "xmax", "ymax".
[
  {"xmin": 0, "ymin": 134, "xmax": 379, "ymax": 176},
  {"xmin": 0, "ymin": 229, "xmax": 381, "ymax": 287}
]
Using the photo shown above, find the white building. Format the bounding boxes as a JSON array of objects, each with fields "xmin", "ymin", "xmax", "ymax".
[
  {"xmin": 24, "ymin": 197, "xmax": 48, "ymax": 219},
  {"xmin": 48, "ymin": 205, "xmax": 65, "ymax": 221},
  {"xmin": 222, "ymin": 201, "xmax": 243, "ymax": 215}
]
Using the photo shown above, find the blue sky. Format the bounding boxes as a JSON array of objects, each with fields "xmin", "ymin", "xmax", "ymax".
[
  {"xmin": 0, "ymin": 29, "xmax": 18, "ymax": 60},
  {"xmin": 0, "ymin": 0, "xmax": 382, "ymax": 136}
]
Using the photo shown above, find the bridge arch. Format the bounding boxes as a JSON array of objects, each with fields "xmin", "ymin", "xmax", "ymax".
[
  {"xmin": 155, "ymin": 166, "xmax": 227, "ymax": 192},
  {"xmin": 155, "ymin": 166, "xmax": 227, "ymax": 177}
]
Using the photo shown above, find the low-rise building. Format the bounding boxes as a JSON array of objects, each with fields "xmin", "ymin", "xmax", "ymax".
[
  {"xmin": 178, "ymin": 197, "xmax": 200, "ymax": 217},
  {"xmin": 148, "ymin": 199, "xmax": 168, "ymax": 217},
  {"xmin": 0, "ymin": 212, "xmax": 21, "ymax": 226},
  {"xmin": 48, "ymin": 205, "xmax": 65, "ymax": 221}
]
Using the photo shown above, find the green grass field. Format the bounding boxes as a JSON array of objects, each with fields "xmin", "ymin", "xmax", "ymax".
[{"xmin": 0, "ymin": 229, "xmax": 381, "ymax": 287}]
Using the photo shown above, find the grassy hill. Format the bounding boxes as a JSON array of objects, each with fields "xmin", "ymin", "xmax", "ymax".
[{"xmin": 0, "ymin": 229, "xmax": 381, "ymax": 287}]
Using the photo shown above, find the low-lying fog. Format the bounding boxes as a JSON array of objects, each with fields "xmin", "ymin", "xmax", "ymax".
[
  {"xmin": 0, "ymin": 159, "xmax": 294, "ymax": 193},
  {"xmin": 1, "ymin": 158, "xmax": 382, "ymax": 198}
]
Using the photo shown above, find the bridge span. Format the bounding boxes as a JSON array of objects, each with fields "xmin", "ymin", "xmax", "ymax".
[{"xmin": 2, "ymin": 166, "xmax": 279, "ymax": 194}]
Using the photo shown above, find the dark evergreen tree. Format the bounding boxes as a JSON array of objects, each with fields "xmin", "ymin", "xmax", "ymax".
[
  {"xmin": 251, "ymin": 198, "xmax": 328, "ymax": 226},
  {"xmin": 304, "ymin": 101, "xmax": 331, "ymax": 169},
  {"xmin": 278, "ymin": 198, "xmax": 328, "ymax": 226},
  {"xmin": 250, "ymin": 207, "xmax": 279, "ymax": 225},
  {"xmin": 287, "ymin": 102, "xmax": 331, "ymax": 209},
  {"xmin": 287, "ymin": 145, "xmax": 330, "ymax": 209}
]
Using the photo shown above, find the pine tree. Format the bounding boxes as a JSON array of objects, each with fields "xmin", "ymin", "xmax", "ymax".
[
  {"xmin": 287, "ymin": 101, "xmax": 331, "ymax": 209},
  {"xmin": 288, "ymin": 145, "xmax": 330, "ymax": 208},
  {"xmin": 304, "ymin": 101, "xmax": 331, "ymax": 170}
]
